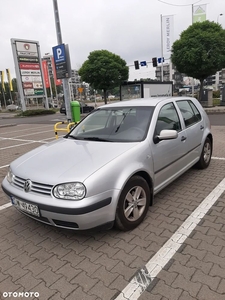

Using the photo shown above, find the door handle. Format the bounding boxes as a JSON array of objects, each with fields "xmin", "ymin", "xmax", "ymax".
[
  {"xmin": 181, "ymin": 136, "xmax": 187, "ymax": 141},
  {"xmin": 200, "ymin": 125, "xmax": 204, "ymax": 130}
]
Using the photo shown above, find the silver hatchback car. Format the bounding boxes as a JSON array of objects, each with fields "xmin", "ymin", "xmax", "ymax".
[{"xmin": 2, "ymin": 97, "xmax": 213, "ymax": 231}]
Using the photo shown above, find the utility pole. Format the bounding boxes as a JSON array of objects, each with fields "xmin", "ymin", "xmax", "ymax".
[
  {"xmin": 52, "ymin": 0, "xmax": 72, "ymax": 120},
  {"xmin": 160, "ymin": 14, "xmax": 164, "ymax": 82}
]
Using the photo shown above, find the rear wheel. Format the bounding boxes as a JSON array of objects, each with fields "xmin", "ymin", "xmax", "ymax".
[
  {"xmin": 115, "ymin": 176, "xmax": 150, "ymax": 231},
  {"xmin": 196, "ymin": 137, "xmax": 212, "ymax": 169}
]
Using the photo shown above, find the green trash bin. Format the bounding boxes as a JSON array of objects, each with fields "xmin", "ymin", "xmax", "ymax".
[{"xmin": 70, "ymin": 101, "xmax": 80, "ymax": 122}]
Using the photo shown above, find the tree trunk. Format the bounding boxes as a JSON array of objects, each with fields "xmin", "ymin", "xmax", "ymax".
[
  {"xmin": 198, "ymin": 79, "xmax": 204, "ymax": 102},
  {"xmin": 103, "ymin": 89, "xmax": 107, "ymax": 104}
]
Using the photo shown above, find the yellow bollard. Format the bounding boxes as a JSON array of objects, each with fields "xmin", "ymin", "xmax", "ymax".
[{"xmin": 54, "ymin": 121, "xmax": 77, "ymax": 139}]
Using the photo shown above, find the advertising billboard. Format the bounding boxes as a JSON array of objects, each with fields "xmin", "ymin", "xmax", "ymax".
[
  {"xmin": 42, "ymin": 60, "xmax": 50, "ymax": 88},
  {"xmin": 11, "ymin": 39, "xmax": 46, "ymax": 99}
]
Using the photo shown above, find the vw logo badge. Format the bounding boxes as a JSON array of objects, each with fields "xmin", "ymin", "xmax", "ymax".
[{"xmin": 24, "ymin": 180, "xmax": 32, "ymax": 193}]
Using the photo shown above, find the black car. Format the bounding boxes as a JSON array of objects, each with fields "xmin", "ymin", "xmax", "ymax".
[{"xmin": 60, "ymin": 101, "xmax": 95, "ymax": 115}]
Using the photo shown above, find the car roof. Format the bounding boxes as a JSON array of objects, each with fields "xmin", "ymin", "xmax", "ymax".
[{"xmin": 98, "ymin": 97, "xmax": 197, "ymax": 108}]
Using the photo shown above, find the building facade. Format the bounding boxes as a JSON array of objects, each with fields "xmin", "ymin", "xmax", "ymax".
[
  {"xmin": 69, "ymin": 70, "xmax": 90, "ymax": 101},
  {"xmin": 155, "ymin": 63, "xmax": 184, "ymax": 92}
]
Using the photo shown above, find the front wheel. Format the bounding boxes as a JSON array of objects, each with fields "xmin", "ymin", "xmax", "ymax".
[
  {"xmin": 115, "ymin": 176, "xmax": 150, "ymax": 231},
  {"xmin": 196, "ymin": 137, "xmax": 212, "ymax": 169}
]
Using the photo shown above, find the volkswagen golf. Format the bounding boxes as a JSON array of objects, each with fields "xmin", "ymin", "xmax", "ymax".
[{"xmin": 2, "ymin": 97, "xmax": 213, "ymax": 231}]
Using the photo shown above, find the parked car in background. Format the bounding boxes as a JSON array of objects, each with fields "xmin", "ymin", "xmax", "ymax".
[
  {"xmin": 2, "ymin": 97, "xmax": 212, "ymax": 231},
  {"xmin": 60, "ymin": 101, "xmax": 95, "ymax": 115},
  {"xmin": 6, "ymin": 104, "xmax": 20, "ymax": 111},
  {"xmin": 43, "ymin": 101, "xmax": 58, "ymax": 109}
]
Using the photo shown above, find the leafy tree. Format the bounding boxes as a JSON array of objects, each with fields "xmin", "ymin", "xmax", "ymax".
[
  {"xmin": 12, "ymin": 78, "xmax": 18, "ymax": 92},
  {"xmin": 79, "ymin": 50, "xmax": 129, "ymax": 104},
  {"xmin": 0, "ymin": 80, "xmax": 18, "ymax": 107},
  {"xmin": 110, "ymin": 86, "xmax": 120, "ymax": 97},
  {"xmin": 171, "ymin": 21, "xmax": 225, "ymax": 101}
]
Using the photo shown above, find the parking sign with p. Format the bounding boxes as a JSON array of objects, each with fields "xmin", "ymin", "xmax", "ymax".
[
  {"xmin": 53, "ymin": 44, "xmax": 66, "ymax": 63},
  {"xmin": 52, "ymin": 43, "xmax": 71, "ymax": 79}
]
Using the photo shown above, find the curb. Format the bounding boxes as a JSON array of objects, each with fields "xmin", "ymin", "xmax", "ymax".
[
  {"xmin": 204, "ymin": 108, "xmax": 225, "ymax": 114},
  {"xmin": 0, "ymin": 124, "xmax": 17, "ymax": 128}
]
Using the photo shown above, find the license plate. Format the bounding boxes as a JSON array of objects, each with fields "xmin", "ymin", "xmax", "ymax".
[{"xmin": 14, "ymin": 198, "xmax": 40, "ymax": 217}]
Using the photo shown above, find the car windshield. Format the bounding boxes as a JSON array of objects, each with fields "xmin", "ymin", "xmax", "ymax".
[{"xmin": 67, "ymin": 106, "xmax": 154, "ymax": 142}]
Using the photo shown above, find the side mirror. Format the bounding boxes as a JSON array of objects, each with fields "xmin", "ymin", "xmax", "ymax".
[{"xmin": 154, "ymin": 129, "xmax": 178, "ymax": 144}]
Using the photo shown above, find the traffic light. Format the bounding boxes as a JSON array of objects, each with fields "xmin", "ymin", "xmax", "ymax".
[
  {"xmin": 152, "ymin": 57, "xmax": 158, "ymax": 67},
  {"xmin": 134, "ymin": 60, "xmax": 139, "ymax": 70}
]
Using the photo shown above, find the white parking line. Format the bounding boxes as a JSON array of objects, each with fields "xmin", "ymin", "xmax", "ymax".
[
  {"xmin": 212, "ymin": 156, "xmax": 225, "ymax": 160},
  {"xmin": 0, "ymin": 136, "xmax": 62, "ymax": 151},
  {"xmin": 1, "ymin": 137, "xmax": 48, "ymax": 143},
  {"xmin": 115, "ymin": 178, "xmax": 225, "ymax": 300},
  {"xmin": 9, "ymin": 129, "xmax": 54, "ymax": 139},
  {"xmin": 0, "ymin": 203, "xmax": 12, "ymax": 210},
  {"xmin": 0, "ymin": 141, "xmax": 47, "ymax": 151},
  {"xmin": 0, "ymin": 165, "xmax": 9, "ymax": 169},
  {"xmin": 0, "ymin": 125, "xmax": 53, "ymax": 135},
  {"xmin": 39, "ymin": 137, "xmax": 63, "ymax": 142}
]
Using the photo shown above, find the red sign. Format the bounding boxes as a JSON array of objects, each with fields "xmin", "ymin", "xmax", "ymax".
[
  {"xmin": 23, "ymin": 82, "xmax": 33, "ymax": 89},
  {"xmin": 42, "ymin": 60, "xmax": 50, "ymax": 88},
  {"xmin": 19, "ymin": 63, "xmax": 40, "ymax": 70},
  {"xmin": 51, "ymin": 57, "xmax": 62, "ymax": 86}
]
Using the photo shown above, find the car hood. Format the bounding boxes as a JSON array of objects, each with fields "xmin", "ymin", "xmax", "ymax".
[{"xmin": 11, "ymin": 138, "xmax": 138, "ymax": 184}]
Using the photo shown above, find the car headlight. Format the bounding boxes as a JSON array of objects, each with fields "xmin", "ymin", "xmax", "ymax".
[
  {"xmin": 53, "ymin": 182, "xmax": 86, "ymax": 200},
  {"xmin": 7, "ymin": 167, "xmax": 15, "ymax": 183}
]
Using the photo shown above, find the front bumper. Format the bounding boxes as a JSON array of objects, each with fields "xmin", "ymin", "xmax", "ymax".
[{"xmin": 1, "ymin": 177, "xmax": 119, "ymax": 230}]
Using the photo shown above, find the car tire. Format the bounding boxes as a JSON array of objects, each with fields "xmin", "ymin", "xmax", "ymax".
[
  {"xmin": 195, "ymin": 137, "xmax": 212, "ymax": 169},
  {"xmin": 115, "ymin": 176, "xmax": 150, "ymax": 231}
]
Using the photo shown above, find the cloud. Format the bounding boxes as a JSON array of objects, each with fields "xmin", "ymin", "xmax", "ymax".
[{"xmin": 0, "ymin": 0, "xmax": 224, "ymax": 80}]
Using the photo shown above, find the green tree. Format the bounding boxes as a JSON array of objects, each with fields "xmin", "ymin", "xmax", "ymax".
[
  {"xmin": 0, "ymin": 80, "xmax": 18, "ymax": 107},
  {"xmin": 79, "ymin": 50, "xmax": 129, "ymax": 104},
  {"xmin": 171, "ymin": 21, "xmax": 225, "ymax": 101},
  {"xmin": 11, "ymin": 78, "xmax": 18, "ymax": 92}
]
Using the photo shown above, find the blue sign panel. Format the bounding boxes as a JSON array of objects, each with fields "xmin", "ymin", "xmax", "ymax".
[
  {"xmin": 53, "ymin": 44, "xmax": 66, "ymax": 64},
  {"xmin": 140, "ymin": 61, "xmax": 147, "ymax": 67},
  {"xmin": 52, "ymin": 44, "xmax": 71, "ymax": 79},
  {"xmin": 134, "ymin": 86, "xmax": 139, "ymax": 91},
  {"xmin": 158, "ymin": 57, "xmax": 165, "ymax": 63}
]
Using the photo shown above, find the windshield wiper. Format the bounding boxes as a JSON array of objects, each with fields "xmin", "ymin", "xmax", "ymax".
[
  {"xmin": 66, "ymin": 135, "xmax": 111, "ymax": 142},
  {"xmin": 115, "ymin": 108, "xmax": 132, "ymax": 133},
  {"xmin": 65, "ymin": 135, "xmax": 83, "ymax": 140},
  {"xmin": 82, "ymin": 137, "xmax": 112, "ymax": 142}
]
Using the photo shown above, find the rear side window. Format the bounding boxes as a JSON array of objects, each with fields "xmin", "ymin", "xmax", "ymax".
[
  {"xmin": 176, "ymin": 100, "xmax": 202, "ymax": 127},
  {"xmin": 155, "ymin": 102, "xmax": 181, "ymax": 135}
]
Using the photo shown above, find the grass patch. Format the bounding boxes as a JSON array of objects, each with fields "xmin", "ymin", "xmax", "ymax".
[{"xmin": 213, "ymin": 98, "xmax": 220, "ymax": 106}]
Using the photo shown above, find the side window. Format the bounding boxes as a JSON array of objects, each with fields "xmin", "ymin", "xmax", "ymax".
[
  {"xmin": 155, "ymin": 103, "xmax": 181, "ymax": 136},
  {"xmin": 189, "ymin": 101, "xmax": 202, "ymax": 121},
  {"xmin": 176, "ymin": 100, "xmax": 201, "ymax": 127}
]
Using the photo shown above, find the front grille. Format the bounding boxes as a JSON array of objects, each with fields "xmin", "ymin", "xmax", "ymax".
[{"xmin": 13, "ymin": 175, "xmax": 53, "ymax": 196}]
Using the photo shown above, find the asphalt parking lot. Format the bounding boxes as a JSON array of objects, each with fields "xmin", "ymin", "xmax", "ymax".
[{"xmin": 0, "ymin": 122, "xmax": 225, "ymax": 300}]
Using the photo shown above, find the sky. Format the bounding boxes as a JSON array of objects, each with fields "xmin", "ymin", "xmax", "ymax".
[{"xmin": 0, "ymin": 0, "xmax": 224, "ymax": 82}]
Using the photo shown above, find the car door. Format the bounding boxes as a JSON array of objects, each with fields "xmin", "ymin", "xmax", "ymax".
[
  {"xmin": 175, "ymin": 99, "xmax": 204, "ymax": 163},
  {"xmin": 150, "ymin": 102, "xmax": 188, "ymax": 194}
]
